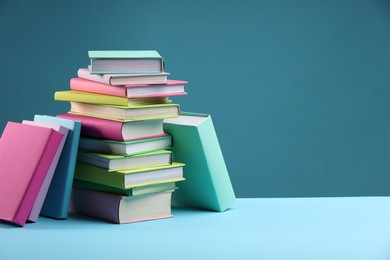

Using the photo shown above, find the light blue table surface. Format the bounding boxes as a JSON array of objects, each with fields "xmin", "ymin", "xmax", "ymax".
[{"xmin": 2, "ymin": 197, "xmax": 390, "ymax": 260}]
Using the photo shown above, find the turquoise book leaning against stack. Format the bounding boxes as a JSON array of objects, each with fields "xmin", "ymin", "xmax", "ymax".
[{"xmin": 164, "ymin": 112, "xmax": 235, "ymax": 212}]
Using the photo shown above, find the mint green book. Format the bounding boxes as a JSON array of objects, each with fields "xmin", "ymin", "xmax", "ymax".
[
  {"xmin": 88, "ymin": 50, "xmax": 164, "ymax": 74},
  {"xmin": 163, "ymin": 112, "xmax": 235, "ymax": 212},
  {"xmin": 73, "ymin": 179, "xmax": 180, "ymax": 196}
]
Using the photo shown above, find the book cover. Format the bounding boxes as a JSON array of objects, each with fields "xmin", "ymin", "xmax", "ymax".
[
  {"xmin": 78, "ymin": 135, "xmax": 172, "ymax": 155},
  {"xmin": 57, "ymin": 113, "xmax": 166, "ymax": 142},
  {"xmin": 0, "ymin": 122, "xmax": 63, "ymax": 226},
  {"xmin": 33, "ymin": 115, "xmax": 82, "ymax": 219},
  {"xmin": 22, "ymin": 121, "xmax": 69, "ymax": 222},
  {"xmin": 70, "ymin": 78, "xmax": 188, "ymax": 98},
  {"xmin": 54, "ymin": 90, "xmax": 169, "ymax": 106},
  {"xmin": 163, "ymin": 112, "xmax": 236, "ymax": 212},
  {"xmin": 88, "ymin": 50, "xmax": 164, "ymax": 74},
  {"xmin": 74, "ymin": 162, "xmax": 184, "ymax": 189},
  {"xmin": 78, "ymin": 68, "xmax": 170, "ymax": 86},
  {"xmin": 72, "ymin": 188, "xmax": 173, "ymax": 224}
]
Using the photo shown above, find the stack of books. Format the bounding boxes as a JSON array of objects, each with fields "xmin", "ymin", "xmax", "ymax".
[{"xmin": 54, "ymin": 50, "xmax": 187, "ymax": 224}]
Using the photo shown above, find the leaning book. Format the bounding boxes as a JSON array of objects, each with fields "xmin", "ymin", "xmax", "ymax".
[{"xmin": 164, "ymin": 112, "xmax": 236, "ymax": 212}]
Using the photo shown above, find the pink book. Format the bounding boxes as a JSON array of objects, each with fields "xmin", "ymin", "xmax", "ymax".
[
  {"xmin": 0, "ymin": 122, "xmax": 63, "ymax": 227},
  {"xmin": 70, "ymin": 78, "xmax": 188, "ymax": 98},
  {"xmin": 57, "ymin": 113, "xmax": 166, "ymax": 142},
  {"xmin": 77, "ymin": 68, "xmax": 170, "ymax": 86},
  {"xmin": 22, "ymin": 121, "xmax": 69, "ymax": 222}
]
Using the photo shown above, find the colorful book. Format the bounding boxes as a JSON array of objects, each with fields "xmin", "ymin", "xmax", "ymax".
[
  {"xmin": 57, "ymin": 113, "xmax": 166, "ymax": 142},
  {"xmin": 54, "ymin": 90, "xmax": 169, "ymax": 106},
  {"xmin": 22, "ymin": 121, "xmax": 69, "ymax": 222},
  {"xmin": 73, "ymin": 179, "xmax": 179, "ymax": 196},
  {"xmin": 74, "ymin": 162, "xmax": 184, "ymax": 189},
  {"xmin": 69, "ymin": 102, "xmax": 180, "ymax": 121},
  {"xmin": 72, "ymin": 188, "xmax": 173, "ymax": 224},
  {"xmin": 0, "ymin": 122, "xmax": 64, "ymax": 226},
  {"xmin": 78, "ymin": 135, "xmax": 172, "ymax": 155},
  {"xmin": 88, "ymin": 50, "xmax": 164, "ymax": 74},
  {"xmin": 33, "ymin": 115, "xmax": 82, "ymax": 219},
  {"xmin": 77, "ymin": 150, "xmax": 173, "ymax": 171},
  {"xmin": 70, "ymin": 78, "xmax": 188, "ymax": 98},
  {"xmin": 164, "ymin": 112, "xmax": 236, "ymax": 212},
  {"xmin": 78, "ymin": 68, "xmax": 169, "ymax": 86}
]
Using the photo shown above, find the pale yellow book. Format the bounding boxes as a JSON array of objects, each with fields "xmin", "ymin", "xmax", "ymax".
[{"xmin": 54, "ymin": 90, "xmax": 169, "ymax": 106}]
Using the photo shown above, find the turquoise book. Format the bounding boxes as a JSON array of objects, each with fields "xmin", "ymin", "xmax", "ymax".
[
  {"xmin": 33, "ymin": 115, "xmax": 82, "ymax": 219},
  {"xmin": 163, "ymin": 112, "xmax": 235, "ymax": 212}
]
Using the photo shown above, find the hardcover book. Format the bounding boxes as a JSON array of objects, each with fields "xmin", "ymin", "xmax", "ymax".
[
  {"xmin": 74, "ymin": 162, "xmax": 184, "ymax": 189},
  {"xmin": 0, "ymin": 122, "xmax": 63, "ymax": 226},
  {"xmin": 164, "ymin": 112, "xmax": 236, "ymax": 212},
  {"xmin": 54, "ymin": 90, "xmax": 169, "ymax": 106},
  {"xmin": 88, "ymin": 50, "xmax": 164, "ymax": 74},
  {"xmin": 57, "ymin": 113, "xmax": 166, "ymax": 142},
  {"xmin": 78, "ymin": 135, "xmax": 172, "ymax": 155},
  {"xmin": 78, "ymin": 68, "xmax": 169, "ymax": 86},
  {"xmin": 73, "ymin": 179, "xmax": 179, "ymax": 196},
  {"xmin": 22, "ymin": 121, "xmax": 69, "ymax": 222},
  {"xmin": 69, "ymin": 102, "xmax": 180, "ymax": 121},
  {"xmin": 77, "ymin": 150, "xmax": 173, "ymax": 171},
  {"xmin": 33, "ymin": 115, "xmax": 82, "ymax": 219},
  {"xmin": 72, "ymin": 188, "xmax": 173, "ymax": 224},
  {"xmin": 70, "ymin": 78, "xmax": 187, "ymax": 98}
]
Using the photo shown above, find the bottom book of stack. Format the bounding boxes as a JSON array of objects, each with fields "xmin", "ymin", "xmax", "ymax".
[{"xmin": 72, "ymin": 187, "xmax": 174, "ymax": 224}]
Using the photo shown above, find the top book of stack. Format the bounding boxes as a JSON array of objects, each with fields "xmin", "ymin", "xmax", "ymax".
[{"xmin": 89, "ymin": 50, "xmax": 164, "ymax": 74}]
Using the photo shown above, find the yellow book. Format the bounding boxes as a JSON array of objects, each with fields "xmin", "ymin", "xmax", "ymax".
[{"xmin": 54, "ymin": 90, "xmax": 169, "ymax": 106}]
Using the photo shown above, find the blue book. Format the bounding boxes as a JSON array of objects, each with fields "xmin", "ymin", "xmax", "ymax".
[{"xmin": 33, "ymin": 115, "xmax": 82, "ymax": 219}]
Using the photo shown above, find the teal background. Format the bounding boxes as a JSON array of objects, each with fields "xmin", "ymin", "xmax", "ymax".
[{"xmin": 1, "ymin": 0, "xmax": 390, "ymax": 198}]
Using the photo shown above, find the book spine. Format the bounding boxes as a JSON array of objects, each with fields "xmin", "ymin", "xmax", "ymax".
[
  {"xmin": 15, "ymin": 130, "xmax": 63, "ymax": 226},
  {"xmin": 58, "ymin": 114, "xmax": 125, "ymax": 141},
  {"xmin": 78, "ymin": 68, "xmax": 111, "ymax": 85},
  {"xmin": 198, "ymin": 116, "xmax": 236, "ymax": 212},
  {"xmin": 70, "ymin": 78, "xmax": 127, "ymax": 98}
]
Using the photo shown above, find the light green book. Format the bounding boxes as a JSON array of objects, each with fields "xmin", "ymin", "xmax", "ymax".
[
  {"xmin": 88, "ymin": 50, "xmax": 164, "ymax": 74},
  {"xmin": 74, "ymin": 162, "xmax": 185, "ymax": 189},
  {"xmin": 163, "ymin": 112, "xmax": 236, "ymax": 212},
  {"xmin": 73, "ymin": 179, "xmax": 181, "ymax": 196}
]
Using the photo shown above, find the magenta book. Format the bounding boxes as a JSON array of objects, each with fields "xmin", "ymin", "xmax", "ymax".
[
  {"xmin": 57, "ymin": 113, "xmax": 166, "ymax": 142},
  {"xmin": 0, "ymin": 122, "xmax": 63, "ymax": 226}
]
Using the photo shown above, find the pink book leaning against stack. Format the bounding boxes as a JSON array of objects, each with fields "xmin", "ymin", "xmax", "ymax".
[
  {"xmin": 0, "ymin": 122, "xmax": 64, "ymax": 227},
  {"xmin": 22, "ymin": 120, "xmax": 69, "ymax": 222},
  {"xmin": 57, "ymin": 113, "xmax": 166, "ymax": 142}
]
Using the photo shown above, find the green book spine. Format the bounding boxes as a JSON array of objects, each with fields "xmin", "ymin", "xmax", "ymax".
[
  {"xmin": 163, "ymin": 112, "xmax": 236, "ymax": 212},
  {"xmin": 74, "ymin": 162, "xmax": 125, "ymax": 189}
]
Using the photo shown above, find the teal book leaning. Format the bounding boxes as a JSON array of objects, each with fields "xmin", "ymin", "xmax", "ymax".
[
  {"xmin": 163, "ymin": 112, "xmax": 235, "ymax": 212},
  {"xmin": 34, "ymin": 115, "xmax": 82, "ymax": 219}
]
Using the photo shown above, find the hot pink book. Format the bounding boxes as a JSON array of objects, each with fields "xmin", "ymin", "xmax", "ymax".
[
  {"xmin": 58, "ymin": 113, "xmax": 166, "ymax": 142},
  {"xmin": 22, "ymin": 121, "xmax": 69, "ymax": 222},
  {"xmin": 70, "ymin": 78, "xmax": 188, "ymax": 98},
  {"xmin": 0, "ymin": 122, "xmax": 63, "ymax": 227}
]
